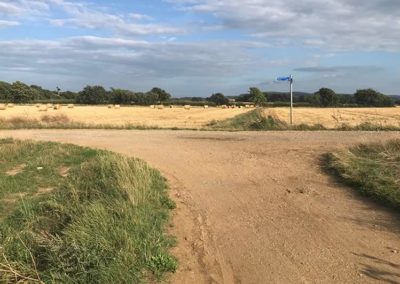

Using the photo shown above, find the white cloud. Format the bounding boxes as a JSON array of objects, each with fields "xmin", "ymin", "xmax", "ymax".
[
  {"xmin": 0, "ymin": 20, "xmax": 19, "ymax": 28},
  {"xmin": 0, "ymin": 36, "xmax": 272, "ymax": 94},
  {"xmin": 168, "ymin": 0, "xmax": 400, "ymax": 51},
  {"xmin": 46, "ymin": 0, "xmax": 183, "ymax": 36}
]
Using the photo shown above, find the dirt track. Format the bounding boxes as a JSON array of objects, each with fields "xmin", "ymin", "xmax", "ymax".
[{"xmin": 1, "ymin": 130, "xmax": 400, "ymax": 283}]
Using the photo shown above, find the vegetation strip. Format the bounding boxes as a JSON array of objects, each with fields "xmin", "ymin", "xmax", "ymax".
[
  {"xmin": 325, "ymin": 139, "xmax": 400, "ymax": 209},
  {"xmin": 0, "ymin": 139, "xmax": 177, "ymax": 283},
  {"xmin": 208, "ymin": 109, "xmax": 400, "ymax": 131}
]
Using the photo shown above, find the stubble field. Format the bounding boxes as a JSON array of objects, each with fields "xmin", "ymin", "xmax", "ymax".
[
  {"xmin": 268, "ymin": 107, "xmax": 400, "ymax": 128},
  {"xmin": 0, "ymin": 105, "xmax": 399, "ymax": 129},
  {"xmin": 0, "ymin": 105, "xmax": 250, "ymax": 129}
]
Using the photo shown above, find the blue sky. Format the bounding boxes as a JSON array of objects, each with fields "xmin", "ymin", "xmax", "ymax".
[{"xmin": 0, "ymin": 0, "xmax": 399, "ymax": 97}]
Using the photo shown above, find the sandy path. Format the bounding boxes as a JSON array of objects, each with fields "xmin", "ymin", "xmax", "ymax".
[{"xmin": 1, "ymin": 130, "xmax": 400, "ymax": 283}]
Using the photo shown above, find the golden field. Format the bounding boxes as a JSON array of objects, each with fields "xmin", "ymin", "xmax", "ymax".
[
  {"xmin": 0, "ymin": 105, "xmax": 251, "ymax": 129},
  {"xmin": 267, "ymin": 107, "xmax": 400, "ymax": 128}
]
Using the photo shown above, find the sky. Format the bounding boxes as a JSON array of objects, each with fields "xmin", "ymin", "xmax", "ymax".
[{"xmin": 0, "ymin": 0, "xmax": 399, "ymax": 97}]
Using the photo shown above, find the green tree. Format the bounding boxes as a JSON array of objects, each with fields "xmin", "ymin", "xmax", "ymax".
[
  {"xmin": 76, "ymin": 85, "xmax": 108, "ymax": 105},
  {"xmin": 148, "ymin": 87, "xmax": 171, "ymax": 102},
  {"xmin": 110, "ymin": 88, "xmax": 136, "ymax": 104},
  {"xmin": 10, "ymin": 81, "xmax": 35, "ymax": 103},
  {"xmin": 354, "ymin": 89, "xmax": 394, "ymax": 107},
  {"xmin": 314, "ymin": 88, "xmax": 338, "ymax": 107},
  {"xmin": 207, "ymin": 93, "xmax": 229, "ymax": 105},
  {"xmin": 250, "ymin": 87, "xmax": 266, "ymax": 106},
  {"xmin": 0, "ymin": 81, "xmax": 12, "ymax": 100}
]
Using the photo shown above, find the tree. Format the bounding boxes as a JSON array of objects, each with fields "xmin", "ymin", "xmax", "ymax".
[
  {"xmin": 110, "ymin": 88, "xmax": 136, "ymax": 104},
  {"xmin": 354, "ymin": 89, "xmax": 394, "ymax": 107},
  {"xmin": 60, "ymin": 91, "xmax": 78, "ymax": 100},
  {"xmin": 314, "ymin": 88, "xmax": 338, "ymax": 107},
  {"xmin": 0, "ymin": 81, "xmax": 12, "ymax": 100},
  {"xmin": 76, "ymin": 85, "xmax": 108, "ymax": 104},
  {"xmin": 10, "ymin": 81, "xmax": 35, "ymax": 103},
  {"xmin": 207, "ymin": 93, "xmax": 229, "ymax": 105},
  {"xmin": 148, "ymin": 87, "xmax": 171, "ymax": 102},
  {"xmin": 250, "ymin": 87, "xmax": 266, "ymax": 106}
]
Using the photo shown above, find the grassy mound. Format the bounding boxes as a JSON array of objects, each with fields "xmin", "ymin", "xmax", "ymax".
[
  {"xmin": 0, "ymin": 139, "xmax": 176, "ymax": 283},
  {"xmin": 208, "ymin": 108, "xmax": 325, "ymax": 131},
  {"xmin": 325, "ymin": 139, "xmax": 400, "ymax": 209}
]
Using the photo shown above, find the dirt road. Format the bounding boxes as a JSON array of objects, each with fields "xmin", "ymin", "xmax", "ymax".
[{"xmin": 1, "ymin": 130, "xmax": 400, "ymax": 283}]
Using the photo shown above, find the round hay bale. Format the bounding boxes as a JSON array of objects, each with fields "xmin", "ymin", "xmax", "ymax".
[
  {"xmin": 114, "ymin": 105, "xmax": 121, "ymax": 109},
  {"xmin": 7, "ymin": 103, "xmax": 14, "ymax": 108},
  {"xmin": 67, "ymin": 104, "xmax": 74, "ymax": 109},
  {"xmin": 35, "ymin": 104, "xmax": 41, "ymax": 108},
  {"xmin": 184, "ymin": 105, "xmax": 191, "ymax": 110},
  {"xmin": 0, "ymin": 104, "xmax": 6, "ymax": 110},
  {"xmin": 150, "ymin": 105, "xmax": 155, "ymax": 109},
  {"xmin": 204, "ymin": 105, "xmax": 209, "ymax": 109},
  {"xmin": 157, "ymin": 105, "xmax": 164, "ymax": 110},
  {"xmin": 169, "ymin": 105, "xmax": 174, "ymax": 108},
  {"xmin": 108, "ymin": 105, "xmax": 113, "ymax": 109},
  {"xmin": 39, "ymin": 106, "xmax": 48, "ymax": 112},
  {"xmin": 221, "ymin": 105, "xmax": 227, "ymax": 109},
  {"xmin": 245, "ymin": 105, "xmax": 250, "ymax": 108},
  {"xmin": 53, "ymin": 104, "xmax": 61, "ymax": 110}
]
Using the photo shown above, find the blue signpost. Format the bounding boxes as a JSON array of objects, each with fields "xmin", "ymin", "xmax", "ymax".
[{"xmin": 277, "ymin": 75, "xmax": 294, "ymax": 125}]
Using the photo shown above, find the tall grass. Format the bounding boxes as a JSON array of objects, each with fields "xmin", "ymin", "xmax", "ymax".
[
  {"xmin": 0, "ymin": 139, "xmax": 176, "ymax": 283},
  {"xmin": 208, "ymin": 108, "xmax": 325, "ymax": 131},
  {"xmin": 325, "ymin": 139, "xmax": 400, "ymax": 209}
]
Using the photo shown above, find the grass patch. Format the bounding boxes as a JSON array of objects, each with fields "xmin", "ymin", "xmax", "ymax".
[
  {"xmin": 208, "ymin": 108, "xmax": 325, "ymax": 131},
  {"xmin": 325, "ymin": 139, "xmax": 400, "ymax": 209},
  {"xmin": 0, "ymin": 139, "xmax": 177, "ymax": 283}
]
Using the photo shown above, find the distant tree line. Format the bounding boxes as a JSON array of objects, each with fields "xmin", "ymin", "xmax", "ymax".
[
  {"xmin": 0, "ymin": 80, "xmax": 396, "ymax": 107},
  {"xmin": 0, "ymin": 81, "xmax": 171, "ymax": 105},
  {"xmin": 235, "ymin": 87, "xmax": 395, "ymax": 107}
]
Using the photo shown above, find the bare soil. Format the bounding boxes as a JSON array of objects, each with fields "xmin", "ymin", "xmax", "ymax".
[{"xmin": 1, "ymin": 130, "xmax": 400, "ymax": 283}]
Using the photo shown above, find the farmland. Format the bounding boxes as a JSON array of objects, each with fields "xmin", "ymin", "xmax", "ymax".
[
  {"xmin": 0, "ymin": 105, "xmax": 250, "ymax": 129},
  {"xmin": 268, "ymin": 107, "xmax": 400, "ymax": 128},
  {"xmin": 0, "ymin": 105, "xmax": 400, "ymax": 130}
]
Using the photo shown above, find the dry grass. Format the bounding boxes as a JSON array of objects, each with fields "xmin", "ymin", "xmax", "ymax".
[
  {"xmin": 268, "ymin": 107, "xmax": 400, "ymax": 129},
  {"xmin": 0, "ymin": 105, "xmax": 250, "ymax": 129}
]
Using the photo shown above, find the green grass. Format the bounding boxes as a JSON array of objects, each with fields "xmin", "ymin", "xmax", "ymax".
[
  {"xmin": 0, "ymin": 139, "xmax": 177, "ymax": 283},
  {"xmin": 325, "ymin": 139, "xmax": 400, "ymax": 209}
]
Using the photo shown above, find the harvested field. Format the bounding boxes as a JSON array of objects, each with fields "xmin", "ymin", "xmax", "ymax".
[
  {"xmin": 268, "ymin": 107, "xmax": 400, "ymax": 128},
  {"xmin": 0, "ymin": 105, "xmax": 250, "ymax": 129}
]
